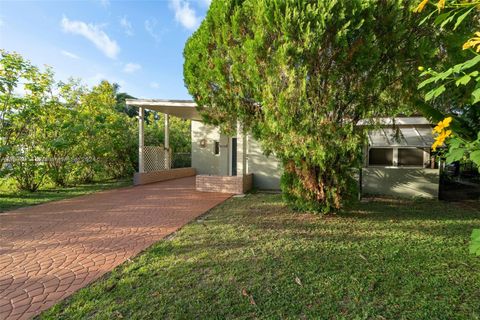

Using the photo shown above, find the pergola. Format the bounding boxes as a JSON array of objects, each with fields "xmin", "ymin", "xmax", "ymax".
[{"xmin": 125, "ymin": 99, "xmax": 200, "ymax": 173}]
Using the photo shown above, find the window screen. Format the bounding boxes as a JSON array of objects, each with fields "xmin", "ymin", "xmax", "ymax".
[
  {"xmin": 369, "ymin": 148, "xmax": 393, "ymax": 166},
  {"xmin": 398, "ymin": 148, "xmax": 424, "ymax": 167},
  {"xmin": 214, "ymin": 141, "xmax": 220, "ymax": 155}
]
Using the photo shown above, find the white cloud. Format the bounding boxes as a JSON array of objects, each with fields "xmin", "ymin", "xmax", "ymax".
[
  {"xmin": 123, "ymin": 63, "xmax": 141, "ymax": 73},
  {"xmin": 169, "ymin": 0, "xmax": 200, "ymax": 30},
  {"xmin": 120, "ymin": 16, "xmax": 134, "ymax": 36},
  {"xmin": 144, "ymin": 19, "xmax": 162, "ymax": 42},
  {"xmin": 61, "ymin": 16, "xmax": 120, "ymax": 59},
  {"xmin": 150, "ymin": 82, "xmax": 160, "ymax": 89},
  {"xmin": 61, "ymin": 50, "xmax": 80, "ymax": 59},
  {"xmin": 200, "ymin": 0, "xmax": 211, "ymax": 7},
  {"xmin": 99, "ymin": 0, "xmax": 110, "ymax": 8}
]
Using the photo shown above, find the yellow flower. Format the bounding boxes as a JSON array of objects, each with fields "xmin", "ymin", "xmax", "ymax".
[
  {"xmin": 437, "ymin": 0, "xmax": 445, "ymax": 10},
  {"xmin": 463, "ymin": 32, "xmax": 480, "ymax": 52},
  {"xmin": 442, "ymin": 116, "xmax": 452, "ymax": 127},
  {"xmin": 432, "ymin": 134, "xmax": 446, "ymax": 151},
  {"xmin": 433, "ymin": 116, "xmax": 453, "ymax": 133},
  {"xmin": 418, "ymin": 66, "xmax": 425, "ymax": 71},
  {"xmin": 414, "ymin": 0, "xmax": 429, "ymax": 12}
]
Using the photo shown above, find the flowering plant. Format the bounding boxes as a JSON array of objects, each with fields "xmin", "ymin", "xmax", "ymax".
[{"xmin": 414, "ymin": 0, "xmax": 480, "ymax": 167}]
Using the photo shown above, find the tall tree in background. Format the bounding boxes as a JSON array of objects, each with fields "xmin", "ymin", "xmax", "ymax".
[{"xmin": 184, "ymin": 0, "xmax": 432, "ymax": 212}]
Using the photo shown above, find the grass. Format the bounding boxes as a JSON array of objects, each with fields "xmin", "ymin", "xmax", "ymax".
[
  {"xmin": 0, "ymin": 178, "xmax": 132, "ymax": 213},
  {"xmin": 41, "ymin": 194, "xmax": 480, "ymax": 319}
]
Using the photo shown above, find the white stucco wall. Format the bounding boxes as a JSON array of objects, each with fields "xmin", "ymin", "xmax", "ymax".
[
  {"xmin": 191, "ymin": 120, "xmax": 282, "ymax": 190},
  {"xmin": 362, "ymin": 167, "xmax": 439, "ymax": 199},
  {"xmin": 246, "ymin": 138, "xmax": 282, "ymax": 190},
  {"xmin": 191, "ymin": 121, "xmax": 222, "ymax": 175}
]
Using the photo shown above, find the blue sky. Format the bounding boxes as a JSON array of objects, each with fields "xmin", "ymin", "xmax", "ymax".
[{"xmin": 0, "ymin": 0, "xmax": 210, "ymax": 99}]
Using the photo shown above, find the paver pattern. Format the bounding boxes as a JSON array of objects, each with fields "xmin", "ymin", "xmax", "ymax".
[{"xmin": 0, "ymin": 177, "xmax": 231, "ymax": 320}]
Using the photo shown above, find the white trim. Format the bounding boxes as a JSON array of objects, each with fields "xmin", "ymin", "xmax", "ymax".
[
  {"xmin": 357, "ymin": 117, "xmax": 431, "ymax": 126},
  {"xmin": 138, "ymin": 106, "xmax": 144, "ymax": 173},
  {"xmin": 126, "ymin": 99, "xmax": 197, "ymax": 108}
]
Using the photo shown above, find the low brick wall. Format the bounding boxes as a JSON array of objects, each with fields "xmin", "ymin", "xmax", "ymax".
[
  {"xmin": 196, "ymin": 174, "xmax": 253, "ymax": 194},
  {"xmin": 134, "ymin": 168, "xmax": 196, "ymax": 185}
]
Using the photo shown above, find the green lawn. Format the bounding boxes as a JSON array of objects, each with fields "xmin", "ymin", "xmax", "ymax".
[
  {"xmin": 41, "ymin": 194, "xmax": 480, "ymax": 319},
  {"xmin": 0, "ymin": 178, "xmax": 132, "ymax": 213}
]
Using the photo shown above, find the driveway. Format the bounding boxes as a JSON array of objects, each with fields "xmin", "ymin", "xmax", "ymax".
[{"xmin": 0, "ymin": 177, "xmax": 231, "ymax": 320}]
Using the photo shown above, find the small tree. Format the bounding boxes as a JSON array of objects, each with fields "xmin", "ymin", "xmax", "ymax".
[
  {"xmin": 185, "ymin": 0, "xmax": 432, "ymax": 212},
  {"xmin": 0, "ymin": 50, "xmax": 34, "ymax": 172},
  {"xmin": 8, "ymin": 63, "xmax": 56, "ymax": 191},
  {"xmin": 71, "ymin": 81, "xmax": 134, "ymax": 182},
  {"xmin": 43, "ymin": 79, "xmax": 85, "ymax": 186}
]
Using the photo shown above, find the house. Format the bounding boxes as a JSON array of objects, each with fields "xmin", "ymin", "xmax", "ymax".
[
  {"xmin": 126, "ymin": 99, "xmax": 439, "ymax": 199},
  {"xmin": 358, "ymin": 117, "xmax": 439, "ymax": 198}
]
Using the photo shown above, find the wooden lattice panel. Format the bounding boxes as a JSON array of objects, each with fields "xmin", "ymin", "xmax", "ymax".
[{"xmin": 143, "ymin": 146, "xmax": 171, "ymax": 172}]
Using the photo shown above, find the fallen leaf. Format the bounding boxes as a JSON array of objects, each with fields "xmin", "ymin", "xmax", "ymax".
[
  {"xmin": 359, "ymin": 254, "xmax": 368, "ymax": 262},
  {"xmin": 295, "ymin": 276, "xmax": 302, "ymax": 286},
  {"xmin": 241, "ymin": 288, "xmax": 248, "ymax": 297},
  {"xmin": 249, "ymin": 294, "xmax": 256, "ymax": 305}
]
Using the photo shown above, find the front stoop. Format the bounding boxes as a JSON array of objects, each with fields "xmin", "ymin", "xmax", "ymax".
[{"xmin": 196, "ymin": 174, "xmax": 253, "ymax": 194}]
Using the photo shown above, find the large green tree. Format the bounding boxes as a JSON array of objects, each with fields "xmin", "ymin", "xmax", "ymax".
[{"xmin": 184, "ymin": 0, "xmax": 432, "ymax": 212}]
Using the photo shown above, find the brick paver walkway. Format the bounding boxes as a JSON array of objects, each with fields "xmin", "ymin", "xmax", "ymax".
[{"xmin": 0, "ymin": 177, "xmax": 231, "ymax": 320}]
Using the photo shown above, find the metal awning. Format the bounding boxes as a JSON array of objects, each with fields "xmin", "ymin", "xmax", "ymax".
[
  {"xmin": 368, "ymin": 126, "xmax": 435, "ymax": 148},
  {"xmin": 357, "ymin": 117, "xmax": 431, "ymax": 126},
  {"xmin": 126, "ymin": 99, "xmax": 201, "ymax": 120}
]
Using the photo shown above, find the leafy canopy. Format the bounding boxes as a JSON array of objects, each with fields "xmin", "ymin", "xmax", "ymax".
[{"xmin": 184, "ymin": 0, "xmax": 431, "ymax": 212}]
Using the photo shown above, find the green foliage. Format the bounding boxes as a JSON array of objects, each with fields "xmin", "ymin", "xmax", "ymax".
[
  {"xmin": 184, "ymin": 0, "xmax": 430, "ymax": 213},
  {"xmin": 144, "ymin": 113, "xmax": 191, "ymax": 153},
  {"xmin": 415, "ymin": 1, "xmax": 480, "ymax": 168},
  {"xmin": 0, "ymin": 51, "xmax": 56, "ymax": 191},
  {"xmin": 71, "ymin": 81, "xmax": 136, "ymax": 182},
  {"xmin": 444, "ymin": 133, "xmax": 480, "ymax": 168},
  {"xmin": 1, "ymin": 50, "xmax": 192, "ymax": 191},
  {"xmin": 470, "ymin": 229, "xmax": 480, "ymax": 256}
]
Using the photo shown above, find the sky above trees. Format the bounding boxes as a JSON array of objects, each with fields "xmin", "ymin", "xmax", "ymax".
[{"xmin": 0, "ymin": 0, "xmax": 210, "ymax": 99}]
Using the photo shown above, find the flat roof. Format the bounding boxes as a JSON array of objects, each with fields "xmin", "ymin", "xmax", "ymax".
[
  {"xmin": 357, "ymin": 117, "xmax": 431, "ymax": 126},
  {"xmin": 125, "ymin": 100, "xmax": 433, "ymax": 146},
  {"xmin": 368, "ymin": 126, "xmax": 435, "ymax": 148},
  {"xmin": 125, "ymin": 99, "xmax": 201, "ymax": 120}
]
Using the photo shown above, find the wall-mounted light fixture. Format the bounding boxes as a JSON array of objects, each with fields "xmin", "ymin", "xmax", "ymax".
[{"xmin": 199, "ymin": 139, "xmax": 207, "ymax": 148}]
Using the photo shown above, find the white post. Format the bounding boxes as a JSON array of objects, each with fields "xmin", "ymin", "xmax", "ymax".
[
  {"xmin": 236, "ymin": 121, "xmax": 247, "ymax": 176},
  {"xmin": 164, "ymin": 113, "xmax": 170, "ymax": 169},
  {"xmin": 138, "ymin": 107, "xmax": 145, "ymax": 173}
]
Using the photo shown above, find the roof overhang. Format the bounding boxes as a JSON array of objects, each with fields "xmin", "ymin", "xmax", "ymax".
[
  {"xmin": 126, "ymin": 99, "xmax": 201, "ymax": 120},
  {"xmin": 367, "ymin": 126, "xmax": 435, "ymax": 148},
  {"xmin": 357, "ymin": 117, "xmax": 434, "ymax": 148},
  {"xmin": 357, "ymin": 117, "xmax": 431, "ymax": 126}
]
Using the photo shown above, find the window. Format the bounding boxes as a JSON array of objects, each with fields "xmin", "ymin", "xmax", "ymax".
[
  {"xmin": 398, "ymin": 148, "xmax": 424, "ymax": 167},
  {"xmin": 214, "ymin": 141, "xmax": 220, "ymax": 155},
  {"xmin": 369, "ymin": 148, "xmax": 393, "ymax": 166}
]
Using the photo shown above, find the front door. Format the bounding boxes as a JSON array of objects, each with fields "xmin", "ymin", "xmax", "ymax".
[{"xmin": 231, "ymin": 138, "xmax": 237, "ymax": 176}]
